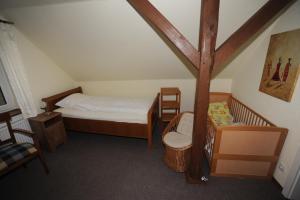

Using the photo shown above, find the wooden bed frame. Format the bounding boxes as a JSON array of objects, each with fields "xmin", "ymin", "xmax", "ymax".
[
  {"xmin": 205, "ymin": 92, "xmax": 288, "ymax": 178},
  {"xmin": 41, "ymin": 87, "xmax": 160, "ymax": 148}
]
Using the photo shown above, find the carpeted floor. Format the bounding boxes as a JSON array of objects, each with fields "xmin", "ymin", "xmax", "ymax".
[{"xmin": 0, "ymin": 124, "xmax": 286, "ymax": 200}]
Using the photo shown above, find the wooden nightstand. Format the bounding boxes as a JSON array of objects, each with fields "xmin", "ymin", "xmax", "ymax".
[{"xmin": 29, "ymin": 112, "xmax": 67, "ymax": 152}]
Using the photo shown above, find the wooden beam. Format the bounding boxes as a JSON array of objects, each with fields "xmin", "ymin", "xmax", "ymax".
[
  {"xmin": 127, "ymin": 0, "xmax": 199, "ymax": 70},
  {"xmin": 212, "ymin": 0, "xmax": 294, "ymax": 77},
  {"xmin": 186, "ymin": 0, "xmax": 220, "ymax": 183}
]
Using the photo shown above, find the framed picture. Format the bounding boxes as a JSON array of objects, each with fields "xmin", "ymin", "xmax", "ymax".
[{"xmin": 259, "ymin": 28, "xmax": 300, "ymax": 102}]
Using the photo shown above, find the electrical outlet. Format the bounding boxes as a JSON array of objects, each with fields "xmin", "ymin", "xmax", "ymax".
[{"xmin": 278, "ymin": 162, "xmax": 285, "ymax": 172}]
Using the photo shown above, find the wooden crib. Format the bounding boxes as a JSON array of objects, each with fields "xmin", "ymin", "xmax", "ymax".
[{"xmin": 205, "ymin": 93, "xmax": 288, "ymax": 179}]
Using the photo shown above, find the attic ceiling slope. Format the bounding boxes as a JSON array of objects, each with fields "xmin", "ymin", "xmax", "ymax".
[{"xmin": 2, "ymin": 0, "xmax": 267, "ymax": 81}]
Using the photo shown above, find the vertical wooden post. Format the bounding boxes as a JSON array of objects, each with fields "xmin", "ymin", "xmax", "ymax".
[{"xmin": 186, "ymin": 0, "xmax": 220, "ymax": 183}]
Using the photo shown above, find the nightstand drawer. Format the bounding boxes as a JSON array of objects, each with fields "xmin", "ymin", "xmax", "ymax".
[{"xmin": 44, "ymin": 115, "xmax": 62, "ymax": 128}]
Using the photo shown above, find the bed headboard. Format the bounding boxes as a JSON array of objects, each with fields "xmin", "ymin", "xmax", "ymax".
[
  {"xmin": 209, "ymin": 92, "xmax": 232, "ymax": 105},
  {"xmin": 42, "ymin": 87, "xmax": 83, "ymax": 112}
]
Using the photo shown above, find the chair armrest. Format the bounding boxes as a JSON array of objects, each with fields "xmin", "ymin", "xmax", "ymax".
[
  {"xmin": 12, "ymin": 128, "xmax": 42, "ymax": 151},
  {"xmin": 12, "ymin": 128, "xmax": 39, "ymax": 143},
  {"xmin": 12, "ymin": 128, "xmax": 36, "ymax": 138}
]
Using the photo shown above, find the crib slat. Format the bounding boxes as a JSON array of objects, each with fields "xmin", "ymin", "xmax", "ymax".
[
  {"xmin": 231, "ymin": 100, "xmax": 235, "ymax": 119},
  {"xmin": 252, "ymin": 113, "xmax": 257, "ymax": 126},
  {"xmin": 206, "ymin": 120, "xmax": 217, "ymax": 165},
  {"xmin": 245, "ymin": 109, "xmax": 251, "ymax": 125},
  {"xmin": 234, "ymin": 100, "xmax": 238, "ymax": 120},
  {"xmin": 242, "ymin": 105, "xmax": 247, "ymax": 123},
  {"xmin": 232, "ymin": 99, "xmax": 237, "ymax": 121},
  {"xmin": 233, "ymin": 100, "xmax": 238, "ymax": 122},
  {"xmin": 243, "ymin": 105, "xmax": 248, "ymax": 123},
  {"xmin": 249, "ymin": 112, "xmax": 254, "ymax": 125},
  {"xmin": 238, "ymin": 104, "xmax": 243, "ymax": 122},
  {"xmin": 254, "ymin": 115, "xmax": 258, "ymax": 125},
  {"xmin": 236, "ymin": 103, "xmax": 241, "ymax": 122},
  {"xmin": 239, "ymin": 103, "xmax": 244, "ymax": 122},
  {"xmin": 256, "ymin": 118, "xmax": 261, "ymax": 126},
  {"xmin": 231, "ymin": 100, "xmax": 236, "ymax": 121},
  {"xmin": 258, "ymin": 118, "xmax": 263, "ymax": 126}
]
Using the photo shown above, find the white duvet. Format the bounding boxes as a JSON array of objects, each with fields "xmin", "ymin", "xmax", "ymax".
[{"xmin": 55, "ymin": 93, "xmax": 154, "ymax": 124}]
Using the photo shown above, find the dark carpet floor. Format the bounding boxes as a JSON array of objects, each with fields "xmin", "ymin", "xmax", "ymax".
[{"xmin": 0, "ymin": 124, "xmax": 286, "ymax": 200}]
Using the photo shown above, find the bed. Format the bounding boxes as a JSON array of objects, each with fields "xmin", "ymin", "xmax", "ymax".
[
  {"xmin": 205, "ymin": 92, "xmax": 288, "ymax": 178},
  {"xmin": 42, "ymin": 87, "xmax": 159, "ymax": 148}
]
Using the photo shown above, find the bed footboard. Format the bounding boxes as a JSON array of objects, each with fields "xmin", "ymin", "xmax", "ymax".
[{"xmin": 147, "ymin": 93, "xmax": 160, "ymax": 148}]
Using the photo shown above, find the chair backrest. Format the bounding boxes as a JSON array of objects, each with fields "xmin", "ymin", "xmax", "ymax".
[
  {"xmin": 176, "ymin": 113, "xmax": 194, "ymax": 137},
  {"xmin": 0, "ymin": 112, "xmax": 16, "ymax": 145}
]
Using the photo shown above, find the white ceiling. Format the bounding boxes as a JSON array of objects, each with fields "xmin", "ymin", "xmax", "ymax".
[{"xmin": 1, "ymin": 0, "xmax": 268, "ymax": 81}]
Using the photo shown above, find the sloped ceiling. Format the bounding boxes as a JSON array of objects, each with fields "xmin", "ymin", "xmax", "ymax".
[{"xmin": 1, "ymin": 0, "xmax": 267, "ymax": 81}]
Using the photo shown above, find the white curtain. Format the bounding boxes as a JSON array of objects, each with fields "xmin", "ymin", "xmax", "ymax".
[{"xmin": 0, "ymin": 23, "xmax": 37, "ymax": 118}]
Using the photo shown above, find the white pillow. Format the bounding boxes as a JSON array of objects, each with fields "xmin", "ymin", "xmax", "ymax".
[{"xmin": 55, "ymin": 93, "xmax": 88, "ymax": 108}]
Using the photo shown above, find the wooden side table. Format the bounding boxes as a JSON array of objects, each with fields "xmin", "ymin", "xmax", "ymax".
[{"xmin": 29, "ymin": 112, "xmax": 67, "ymax": 152}]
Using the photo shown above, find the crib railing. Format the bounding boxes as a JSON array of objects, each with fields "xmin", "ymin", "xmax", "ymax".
[
  {"xmin": 206, "ymin": 118, "xmax": 217, "ymax": 161},
  {"xmin": 230, "ymin": 97, "xmax": 275, "ymax": 126}
]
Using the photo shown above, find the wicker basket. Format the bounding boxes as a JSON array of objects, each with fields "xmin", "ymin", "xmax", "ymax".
[{"xmin": 162, "ymin": 112, "xmax": 193, "ymax": 172}]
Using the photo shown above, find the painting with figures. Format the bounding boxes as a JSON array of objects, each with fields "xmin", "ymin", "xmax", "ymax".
[{"xmin": 259, "ymin": 28, "xmax": 300, "ymax": 102}]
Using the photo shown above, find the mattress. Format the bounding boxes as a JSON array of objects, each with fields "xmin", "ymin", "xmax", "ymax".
[{"xmin": 54, "ymin": 96, "xmax": 154, "ymax": 124}]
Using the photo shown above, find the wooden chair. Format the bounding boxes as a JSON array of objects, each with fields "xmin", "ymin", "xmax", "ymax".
[
  {"xmin": 162, "ymin": 112, "xmax": 193, "ymax": 172},
  {"xmin": 0, "ymin": 112, "xmax": 49, "ymax": 176}
]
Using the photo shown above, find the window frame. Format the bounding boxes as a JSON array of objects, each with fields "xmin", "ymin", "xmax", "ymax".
[{"xmin": 0, "ymin": 60, "xmax": 18, "ymax": 112}]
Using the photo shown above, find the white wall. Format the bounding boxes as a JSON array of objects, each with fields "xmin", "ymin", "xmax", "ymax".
[
  {"xmin": 79, "ymin": 79, "xmax": 232, "ymax": 112},
  {"xmin": 14, "ymin": 28, "xmax": 76, "ymax": 112},
  {"xmin": 231, "ymin": 1, "xmax": 300, "ymax": 187}
]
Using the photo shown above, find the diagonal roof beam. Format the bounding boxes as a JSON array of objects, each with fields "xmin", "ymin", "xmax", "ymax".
[
  {"xmin": 212, "ymin": 0, "xmax": 295, "ymax": 77},
  {"xmin": 127, "ymin": 0, "xmax": 200, "ymax": 70}
]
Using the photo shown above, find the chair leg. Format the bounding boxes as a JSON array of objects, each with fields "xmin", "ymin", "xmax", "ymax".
[
  {"xmin": 32, "ymin": 134, "xmax": 49, "ymax": 174},
  {"xmin": 37, "ymin": 153, "xmax": 49, "ymax": 174}
]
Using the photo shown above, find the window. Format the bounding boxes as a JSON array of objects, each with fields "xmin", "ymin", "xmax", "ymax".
[{"xmin": 0, "ymin": 59, "xmax": 17, "ymax": 112}]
